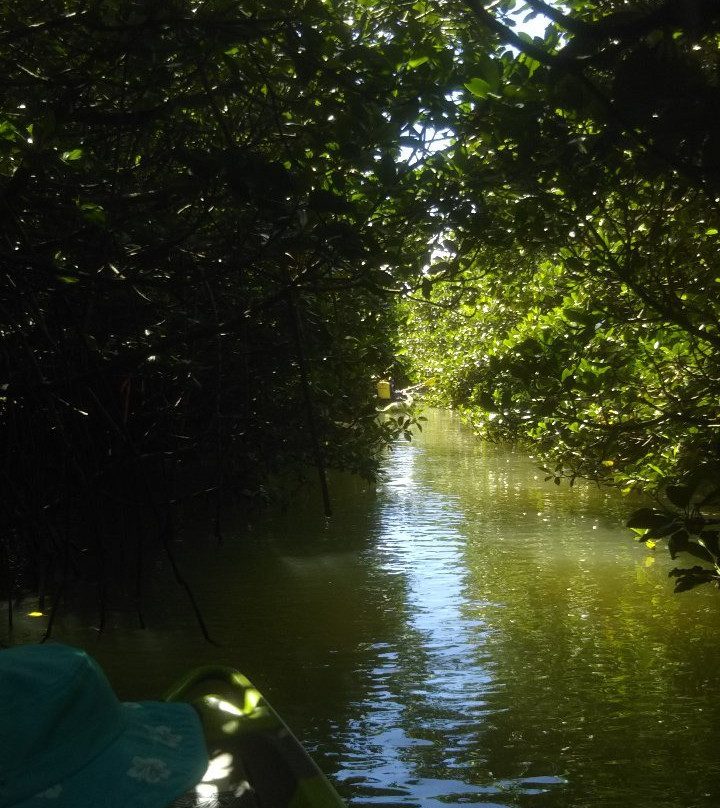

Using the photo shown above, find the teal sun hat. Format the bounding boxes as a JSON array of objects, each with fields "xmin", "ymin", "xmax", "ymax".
[{"xmin": 0, "ymin": 643, "xmax": 209, "ymax": 808}]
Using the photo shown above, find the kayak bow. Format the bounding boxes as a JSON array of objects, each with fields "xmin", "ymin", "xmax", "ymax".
[{"xmin": 165, "ymin": 666, "xmax": 346, "ymax": 808}]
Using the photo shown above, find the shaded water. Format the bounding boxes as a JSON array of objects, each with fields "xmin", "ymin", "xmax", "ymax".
[{"xmin": 6, "ymin": 409, "xmax": 720, "ymax": 807}]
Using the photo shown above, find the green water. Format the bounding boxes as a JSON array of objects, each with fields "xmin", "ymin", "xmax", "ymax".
[{"xmin": 7, "ymin": 409, "xmax": 720, "ymax": 807}]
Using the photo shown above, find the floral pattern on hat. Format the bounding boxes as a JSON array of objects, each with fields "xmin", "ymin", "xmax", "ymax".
[
  {"xmin": 145, "ymin": 725, "xmax": 183, "ymax": 748},
  {"xmin": 34, "ymin": 786, "xmax": 62, "ymax": 800},
  {"xmin": 128, "ymin": 757, "xmax": 172, "ymax": 784},
  {"xmin": 0, "ymin": 645, "xmax": 209, "ymax": 808}
]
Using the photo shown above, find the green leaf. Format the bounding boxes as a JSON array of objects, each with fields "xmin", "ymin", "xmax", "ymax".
[
  {"xmin": 665, "ymin": 484, "xmax": 692, "ymax": 509},
  {"xmin": 698, "ymin": 531, "xmax": 720, "ymax": 559},
  {"xmin": 645, "ymin": 519, "xmax": 681, "ymax": 540},
  {"xmin": 518, "ymin": 52, "xmax": 542, "ymax": 78},
  {"xmin": 375, "ymin": 153, "xmax": 397, "ymax": 185},
  {"xmin": 626, "ymin": 507, "xmax": 669, "ymax": 530},
  {"xmin": 0, "ymin": 120, "xmax": 20, "ymax": 141},
  {"xmin": 668, "ymin": 529, "xmax": 689, "ymax": 559},
  {"xmin": 465, "ymin": 78, "xmax": 493, "ymax": 99},
  {"xmin": 76, "ymin": 201, "xmax": 107, "ymax": 226}
]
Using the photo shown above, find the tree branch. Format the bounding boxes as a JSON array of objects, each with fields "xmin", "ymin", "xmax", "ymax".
[
  {"xmin": 522, "ymin": 0, "xmax": 591, "ymax": 35},
  {"xmin": 465, "ymin": 0, "xmax": 560, "ymax": 67}
]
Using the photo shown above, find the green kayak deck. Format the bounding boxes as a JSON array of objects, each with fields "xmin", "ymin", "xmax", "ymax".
[{"xmin": 165, "ymin": 666, "xmax": 346, "ymax": 808}]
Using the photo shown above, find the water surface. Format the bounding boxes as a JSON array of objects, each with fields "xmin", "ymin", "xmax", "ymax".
[{"xmin": 6, "ymin": 409, "xmax": 720, "ymax": 807}]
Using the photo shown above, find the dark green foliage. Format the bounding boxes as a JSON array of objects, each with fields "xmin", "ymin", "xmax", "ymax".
[
  {"xmin": 0, "ymin": 0, "xmax": 432, "ymax": 602},
  {"xmin": 625, "ymin": 466, "xmax": 720, "ymax": 592},
  {"xmin": 5, "ymin": 0, "xmax": 720, "ymax": 603}
]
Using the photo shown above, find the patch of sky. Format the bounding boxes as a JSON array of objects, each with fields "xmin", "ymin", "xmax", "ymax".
[
  {"xmin": 394, "ymin": 3, "xmax": 555, "ymax": 276},
  {"xmin": 508, "ymin": 0, "xmax": 555, "ymax": 41},
  {"xmin": 398, "ymin": 2, "xmax": 553, "ymax": 165}
]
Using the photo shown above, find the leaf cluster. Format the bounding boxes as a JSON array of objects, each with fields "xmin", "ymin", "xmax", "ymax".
[
  {"xmin": 400, "ymin": 0, "xmax": 720, "ymax": 593},
  {"xmin": 0, "ymin": 0, "xmax": 453, "ymax": 600},
  {"xmin": 626, "ymin": 472, "xmax": 720, "ymax": 593}
]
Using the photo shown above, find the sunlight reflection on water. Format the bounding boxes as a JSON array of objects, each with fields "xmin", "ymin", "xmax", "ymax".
[
  {"xmin": 8, "ymin": 409, "xmax": 720, "ymax": 808},
  {"xmin": 326, "ymin": 430, "xmax": 569, "ymax": 807}
]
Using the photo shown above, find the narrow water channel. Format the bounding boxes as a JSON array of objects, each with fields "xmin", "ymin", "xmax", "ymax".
[{"xmin": 6, "ymin": 409, "xmax": 720, "ymax": 807}]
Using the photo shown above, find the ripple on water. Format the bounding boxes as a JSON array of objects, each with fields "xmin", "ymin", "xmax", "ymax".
[{"xmin": 17, "ymin": 410, "xmax": 720, "ymax": 808}]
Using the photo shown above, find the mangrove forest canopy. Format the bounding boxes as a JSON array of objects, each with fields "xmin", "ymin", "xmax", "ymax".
[{"xmin": 3, "ymin": 0, "xmax": 720, "ymax": 600}]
